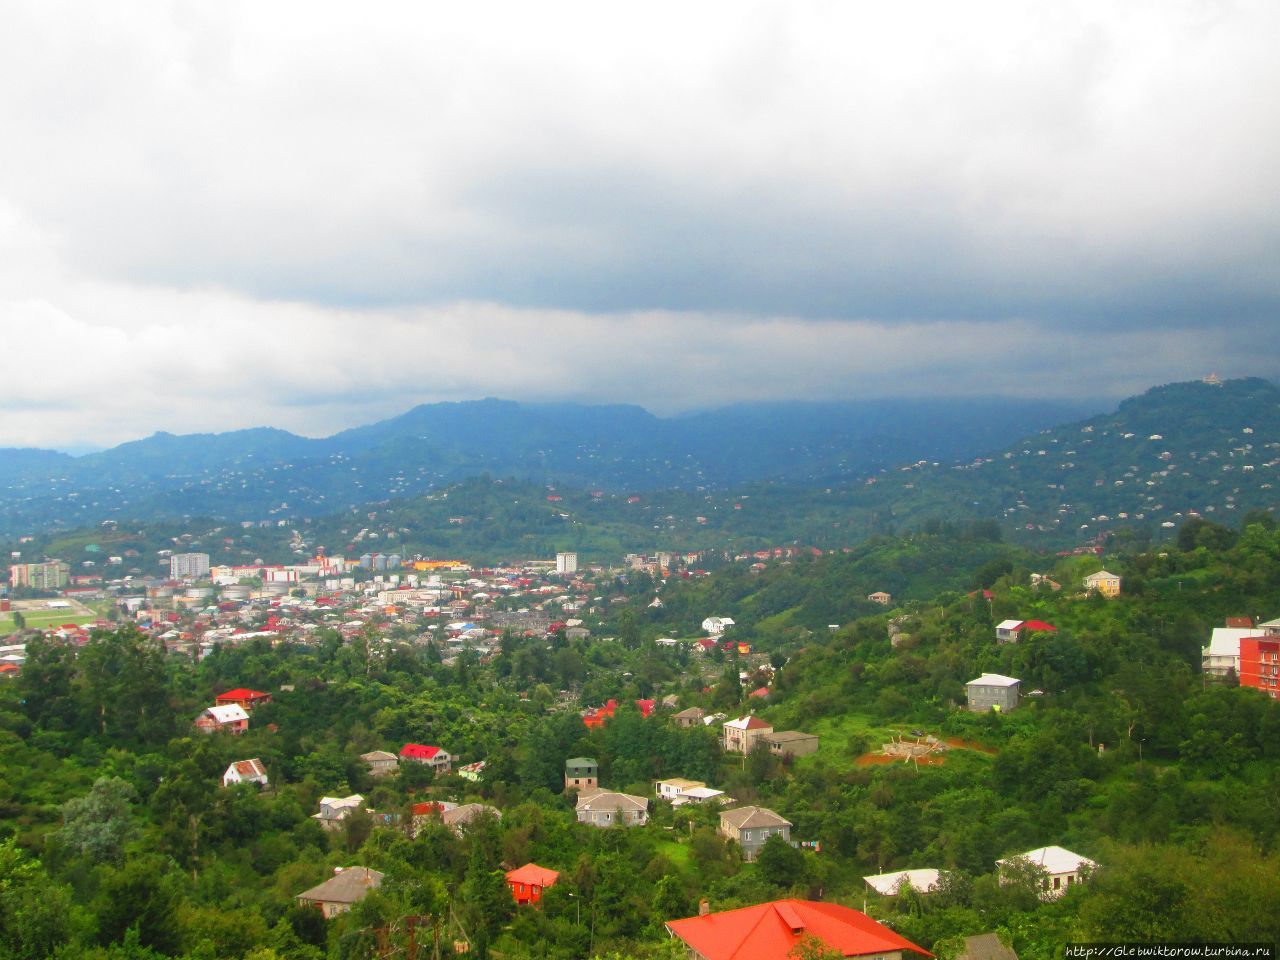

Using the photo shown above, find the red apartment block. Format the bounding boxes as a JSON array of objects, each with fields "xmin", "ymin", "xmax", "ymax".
[{"xmin": 1240, "ymin": 635, "xmax": 1280, "ymax": 698}]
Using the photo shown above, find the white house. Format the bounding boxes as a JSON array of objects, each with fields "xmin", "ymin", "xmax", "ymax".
[
  {"xmin": 995, "ymin": 619, "xmax": 1024, "ymax": 642},
  {"xmin": 701, "ymin": 616, "xmax": 735, "ymax": 635},
  {"xmin": 1202, "ymin": 628, "xmax": 1257, "ymax": 676},
  {"xmin": 654, "ymin": 778, "xmax": 727, "ymax": 806},
  {"xmin": 222, "ymin": 758, "xmax": 269, "ymax": 788},
  {"xmin": 313, "ymin": 795, "xmax": 365, "ymax": 831},
  {"xmin": 194, "ymin": 703, "xmax": 249, "ymax": 734},
  {"xmin": 997, "ymin": 846, "xmax": 1096, "ymax": 899},
  {"xmin": 862, "ymin": 868, "xmax": 942, "ymax": 898}
]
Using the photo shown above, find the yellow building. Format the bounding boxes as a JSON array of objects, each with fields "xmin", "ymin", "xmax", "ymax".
[{"xmin": 1083, "ymin": 570, "xmax": 1121, "ymax": 597}]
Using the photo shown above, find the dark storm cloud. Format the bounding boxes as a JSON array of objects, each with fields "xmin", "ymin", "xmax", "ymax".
[{"xmin": 0, "ymin": 1, "xmax": 1276, "ymax": 446}]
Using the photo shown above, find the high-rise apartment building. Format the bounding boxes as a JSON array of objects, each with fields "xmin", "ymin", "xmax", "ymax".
[
  {"xmin": 8, "ymin": 560, "xmax": 71, "ymax": 590},
  {"xmin": 170, "ymin": 552, "xmax": 211, "ymax": 580}
]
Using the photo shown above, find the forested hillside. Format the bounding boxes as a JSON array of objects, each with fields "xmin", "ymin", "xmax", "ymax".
[
  {"xmin": 4, "ymin": 516, "xmax": 1280, "ymax": 958},
  {"xmin": 0, "ymin": 396, "xmax": 1087, "ymax": 535}
]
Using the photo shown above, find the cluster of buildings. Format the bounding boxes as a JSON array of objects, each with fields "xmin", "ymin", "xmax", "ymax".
[
  {"xmin": 563, "ymin": 755, "xmax": 795, "ymax": 862},
  {"xmin": 0, "ymin": 552, "xmax": 628, "ymax": 668},
  {"xmin": 861, "ymin": 845, "xmax": 1096, "ymax": 907},
  {"xmin": 1202, "ymin": 616, "xmax": 1280, "ymax": 698},
  {"xmin": 7, "ymin": 560, "xmax": 71, "ymax": 590}
]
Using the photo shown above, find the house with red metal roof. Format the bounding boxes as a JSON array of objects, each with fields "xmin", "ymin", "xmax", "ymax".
[
  {"xmin": 665, "ymin": 899, "xmax": 930, "ymax": 960},
  {"xmin": 399, "ymin": 743, "xmax": 452, "ymax": 774},
  {"xmin": 215, "ymin": 688, "xmax": 273, "ymax": 711},
  {"xmin": 583, "ymin": 699, "xmax": 618, "ymax": 728},
  {"xmin": 505, "ymin": 863, "xmax": 559, "ymax": 905}
]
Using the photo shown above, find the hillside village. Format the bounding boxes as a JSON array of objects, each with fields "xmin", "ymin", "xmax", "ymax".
[{"xmin": 4, "ymin": 507, "xmax": 1280, "ymax": 958}]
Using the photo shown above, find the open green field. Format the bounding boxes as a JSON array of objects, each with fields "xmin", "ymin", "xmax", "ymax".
[
  {"xmin": 0, "ymin": 599, "xmax": 110, "ymax": 637},
  {"xmin": 0, "ymin": 609, "xmax": 96, "ymax": 635},
  {"xmin": 797, "ymin": 711, "xmax": 899, "ymax": 765}
]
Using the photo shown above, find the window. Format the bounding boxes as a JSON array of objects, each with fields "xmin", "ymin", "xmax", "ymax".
[{"xmin": 1053, "ymin": 877, "xmax": 1061, "ymax": 890}]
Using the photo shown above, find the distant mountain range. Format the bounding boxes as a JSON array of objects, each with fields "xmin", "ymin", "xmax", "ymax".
[{"xmin": 0, "ymin": 395, "xmax": 1095, "ymax": 535}]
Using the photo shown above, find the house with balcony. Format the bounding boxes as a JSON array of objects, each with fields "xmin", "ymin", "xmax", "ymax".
[{"xmin": 722, "ymin": 715, "xmax": 773, "ymax": 754}]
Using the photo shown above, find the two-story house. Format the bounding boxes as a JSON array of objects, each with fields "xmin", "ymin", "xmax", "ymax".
[
  {"xmin": 575, "ymin": 790, "xmax": 648, "ymax": 828},
  {"xmin": 965, "ymin": 674, "xmax": 1021, "ymax": 713},
  {"xmin": 399, "ymin": 743, "xmax": 452, "ymax": 774},
  {"xmin": 722, "ymin": 715, "xmax": 773, "ymax": 754},
  {"xmin": 565, "ymin": 757, "xmax": 598, "ymax": 792},
  {"xmin": 1083, "ymin": 571, "xmax": 1121, "ymax": 597},
  {"xmin": 719, "ymin": 806, "xmax": 792, "ymax": 861},
  {"xmin": 312, "ymin": 795, "xmax": 365, "ymax": 832}
]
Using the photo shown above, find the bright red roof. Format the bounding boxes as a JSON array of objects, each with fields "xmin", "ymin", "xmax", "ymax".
[
  {"xmin": 217, "ymin": 688, "xmax": 270, "ymax": 701},
  {"xmin": 1021, "ymin": 620, "xmax": 1057, "ymax": 632},
  {"xmin": 666, "ymin": 899, "xmax": 930, "ymax": 960},
  {"xmin": 411, "ymin": 801, "xmax": 447, "ymax": 816},
  {"xmin": 505, "ymin": 863, "xmax": 559, "ymax": 887},
  {"xmin": 400, "ymin": 743, "xmax": 443, "ymax": 760},
  {"xmin": 635, "ymin": 699, "xmax": 656, "ymax": 717}
]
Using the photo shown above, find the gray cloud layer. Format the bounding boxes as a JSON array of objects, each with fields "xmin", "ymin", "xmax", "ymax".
[{"xmin": 0, "ymin": 1, "xmax": 1276, "ymax": 447}]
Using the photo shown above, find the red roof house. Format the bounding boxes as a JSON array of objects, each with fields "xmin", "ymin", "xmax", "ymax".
[
  {"xmin": 505, "ymin": 863, "xmax": 559, "ymax": 905},
  {"xmin": 583, "ymin": 699, "xmax": 619, "ymax": 729},
  {"xmin": 635, "ymin": 699, "xmax": 656, "ymax": 718},
  {"xmin": 1021, "ymin": 620, "xmax": 1058, "ymax": 633},
  {"xmin": 399, "ymin": 744, "xmax": 453, "ymax": 773},
  {"xmin": 215, "ymin": 688, "xmax": 273, "ymax": 711},
  {"xmin": 666, "ymin": 899, "xmax": 930, "ymax": 960}
]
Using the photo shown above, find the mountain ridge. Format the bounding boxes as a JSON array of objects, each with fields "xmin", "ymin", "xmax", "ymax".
[{"xmin": 0, "ymin": 393, "xmax": 1099, "ymax": 534}]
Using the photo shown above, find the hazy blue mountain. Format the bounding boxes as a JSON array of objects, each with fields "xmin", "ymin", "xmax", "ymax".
[{"xmin": 0, "ymin": 394, "xmax": 1100, "ymax": 534}]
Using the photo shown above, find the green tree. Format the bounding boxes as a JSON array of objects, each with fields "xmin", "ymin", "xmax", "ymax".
[
  {"xmin": 756, "ymin": 833, "xmax": 807, "ymax": 889},
  {"xmin": 0, "ymin": 839, "xmax": 75, "ymax": 959},
  {"xmin": 55, "ymin": 776, "xmax": 137, "ymax": 863}
]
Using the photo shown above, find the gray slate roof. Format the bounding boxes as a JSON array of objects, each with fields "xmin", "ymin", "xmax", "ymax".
[
  {"xmin": 720, "ymin": 805, "xmax": 791, "ymax": 829},
  {"xmin": 296, "ymin": 867, "xmax": 384, "ymax": 905}
]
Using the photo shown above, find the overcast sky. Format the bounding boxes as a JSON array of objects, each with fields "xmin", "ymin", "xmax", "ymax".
[{"xmin": 1, "ymin": 1, "xmax": 1276, "ymax": 449}]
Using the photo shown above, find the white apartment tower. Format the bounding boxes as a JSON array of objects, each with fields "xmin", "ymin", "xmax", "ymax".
[
  {"xmin": 556, "ymin": 552, "xmax": 578, "ymax": 575},
  {"xmin": 170, "ymin": 552, "xmax": 211, "ymax": 581}
]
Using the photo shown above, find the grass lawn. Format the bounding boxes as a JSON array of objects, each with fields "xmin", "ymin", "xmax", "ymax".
[
  {"xmin": 804, "ymin": 711, "xmax": 896, "ymax": 758},
  {"xmin": 654, "ymin": 839, "xmax": 693, "ymax": 870},
  {"xmin": 0, "ymin": 608, "xmax": 99, "ymax": 637}
]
